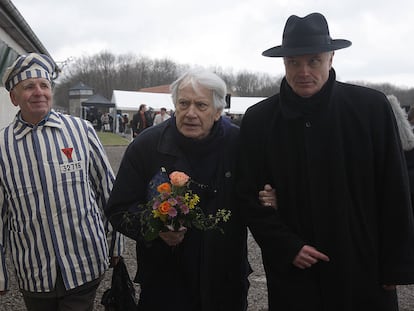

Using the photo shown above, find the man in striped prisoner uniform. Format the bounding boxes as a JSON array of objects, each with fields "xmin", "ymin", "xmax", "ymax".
[{"xmin": 0, "ymin": 53, "xmax": 124, "ymax": 311}]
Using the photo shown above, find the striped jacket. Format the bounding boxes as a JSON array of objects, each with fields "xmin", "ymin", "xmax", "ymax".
[{"xmin": 0, "ymin": 110, "xmax": 124, "ymax": 292}]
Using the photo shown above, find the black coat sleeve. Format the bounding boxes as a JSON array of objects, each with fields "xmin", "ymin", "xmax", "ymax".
[{"xmin": 237, "ymin": 98, "xmax": 305, "ymax": 271}]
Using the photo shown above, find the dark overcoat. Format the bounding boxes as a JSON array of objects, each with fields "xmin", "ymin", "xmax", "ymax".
[
  {"xmin": 106, "ymin": 117, "xmax": 249, "ymax": 311},
  {"xmin": 238, "ymin": 72, "xmax": 414, "ymax": 311}
]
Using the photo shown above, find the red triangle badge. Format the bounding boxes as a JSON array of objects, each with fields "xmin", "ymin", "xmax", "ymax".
[{"xmin": 61, "ymin": 147, "xmax": 73, "ymax": 160}]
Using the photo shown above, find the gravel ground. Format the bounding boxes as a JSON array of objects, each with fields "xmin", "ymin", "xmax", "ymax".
[{"xmin": 1, "ymin": 145, "xmax": 413, "ymax": 311}]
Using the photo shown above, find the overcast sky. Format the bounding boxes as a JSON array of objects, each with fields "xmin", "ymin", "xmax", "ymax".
[{"xmin": 11, "ymin": 0, "xmax": 414, "ymax": 88}]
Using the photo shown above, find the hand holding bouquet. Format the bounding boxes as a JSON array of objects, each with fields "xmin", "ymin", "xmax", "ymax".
[{"xmin": 140, "ymin": 168, "xmax": 231, "ymax": 241}]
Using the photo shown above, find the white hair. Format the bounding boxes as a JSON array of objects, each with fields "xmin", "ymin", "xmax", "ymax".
[{"xmin": 170, "ymin": 68, "xmax": 227, "ymax": 111}]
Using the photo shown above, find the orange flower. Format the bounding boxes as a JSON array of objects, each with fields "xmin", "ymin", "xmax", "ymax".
[
  {"xmin": 157, "ymin": 182, "xmax": 171, "ymax": 193},
  {"xmin": 169, "ymin": 171, "xmax": 190, "ymax": 187},
  {"xmin": 158, "ymin": 201, "xmax": 171, "ymax": 215}
]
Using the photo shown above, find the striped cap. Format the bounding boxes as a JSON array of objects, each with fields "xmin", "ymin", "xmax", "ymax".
[{"xmin": 2, "ymin": 53, "xmax": 55, "ymax": 91}]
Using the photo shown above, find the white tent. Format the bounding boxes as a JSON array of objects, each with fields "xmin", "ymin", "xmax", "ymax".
[
  {"xmin": 111, "ymin": 90, "xmax": 265, "ymax": 115},
  {"xmin": 226, "ymin": 96, "xmax": 265, "ymax": 114},
  {"xmin": 111, "ymin": 90, "xmax": 175, "ymax": 112}
]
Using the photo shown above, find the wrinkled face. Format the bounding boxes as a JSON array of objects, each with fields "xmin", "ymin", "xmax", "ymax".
[
  {"xmin": 284, "ymin": 52, "xmax": 333, "ymax": 98},
  {"xmin": 10, "ymin": 78, "xmax": 52, "ymax": 125},
  {"xmin": 174, "ymin": 83, "xmax": 221, "ymax": 139}
]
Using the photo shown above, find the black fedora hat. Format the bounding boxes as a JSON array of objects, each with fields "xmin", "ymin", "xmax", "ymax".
[{"xmin": 262, "ymin": 13, "xmax": 351, "ymax": 57}]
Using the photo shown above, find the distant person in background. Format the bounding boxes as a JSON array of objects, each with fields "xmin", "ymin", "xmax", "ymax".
[
  {"xmin": 131, "ymin": 104, "xmax": 153, "ymax": 138},
  {"xmin": 120, "ymin": 114, "xmax": 129, "ymax": 136},
  {"xmin": 388, "ymin": 94, "xmax": 414, "ymax": 214},
  {"xmin": 122, "ymin": 114, "xmax": 129, "ymax": 130},
  {"xmin": 117, "ymin": 114, "xmax": 124, "ymax": 133},
  {"xmin": 108, "ymin": 113, "xmax": 114, "ymax": 132},
  {"xmin": 153, "ymin": 107, "xmax": 171, "ymax": 125},
  {"xmin": 101, "ymin": 112, "xmax": 110, "ymax": 132},
  {"xmin": 0, "ymin": 53, "xmax": 124, "ymax": 311}
]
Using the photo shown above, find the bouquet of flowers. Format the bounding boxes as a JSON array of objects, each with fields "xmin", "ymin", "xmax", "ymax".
[{"xmin": 140, "ymin": 168, "xmax": 231, "ymax": 241}]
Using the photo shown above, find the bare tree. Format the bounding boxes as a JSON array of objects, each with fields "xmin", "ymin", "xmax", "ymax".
[{"xmin": 52, "ymin": 51, "xmax": 414, "ymax": 112}]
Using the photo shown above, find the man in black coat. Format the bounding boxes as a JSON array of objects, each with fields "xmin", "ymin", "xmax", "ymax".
[{"xmin": 238, "ymin": 12, "xmax": 414, "ymax": 311}]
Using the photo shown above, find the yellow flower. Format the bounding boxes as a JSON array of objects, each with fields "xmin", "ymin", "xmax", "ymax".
[{"xmin": 184, "ymin": 193, "xmax": 200, "ymax": 209}]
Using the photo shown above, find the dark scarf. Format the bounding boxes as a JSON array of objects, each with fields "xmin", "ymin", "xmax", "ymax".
[
  {"xmin": 280, "ymin": 69, "xmax": 336, "ymax": 119},
  {"xmin": 267, "ymin": 69, "xmax": 337, "ymax": 241},
  {"xmin": 167, "ymin": 117, "xmax": 232, "ymax": 310},
  {"xmin": 171, "ymin": 116, "xmax": 230, "ymax": 183},
  {"xmin": 171, "ymin": 116, "xmax": 231, "ymax": 212}
]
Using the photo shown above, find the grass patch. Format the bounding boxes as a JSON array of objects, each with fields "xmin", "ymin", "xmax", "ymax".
[{"xmin": 97, "ymin": 132, "xmax": 130, "ymax": 146}]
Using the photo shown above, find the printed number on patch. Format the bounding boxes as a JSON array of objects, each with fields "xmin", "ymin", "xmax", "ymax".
[{"xmin": 60, "ymin": 161, "xmax": 82, "ymax": 173}]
